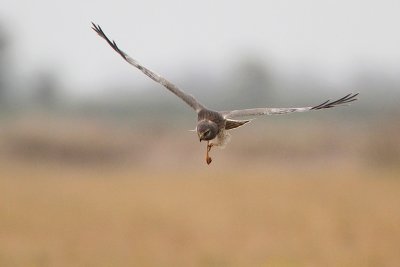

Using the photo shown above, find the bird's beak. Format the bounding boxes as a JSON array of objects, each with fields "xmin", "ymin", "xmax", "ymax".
[{"xmin": 198, "ymin": 132, "xmax": 203, "ymax": 142}]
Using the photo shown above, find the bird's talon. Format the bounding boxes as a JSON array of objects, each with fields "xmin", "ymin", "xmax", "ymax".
[{"xmin": 206, "ymin": 156, "xmax": 212, "ymax": 165}]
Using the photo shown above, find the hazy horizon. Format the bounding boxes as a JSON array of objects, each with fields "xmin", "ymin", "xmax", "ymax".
[{"xmin": 1, "ymin": 0, "xmax": 399, "ymax": 97}]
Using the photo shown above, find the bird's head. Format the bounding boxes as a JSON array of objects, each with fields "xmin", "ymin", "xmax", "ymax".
[{"xmin": 197, "ymin": 120, "xmax": 218, "ymax": 142}]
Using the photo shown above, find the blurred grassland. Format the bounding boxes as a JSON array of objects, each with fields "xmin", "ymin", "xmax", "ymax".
[{"xmin": 0, "ymin": 116, "xmax": 400, "ymax": 267}]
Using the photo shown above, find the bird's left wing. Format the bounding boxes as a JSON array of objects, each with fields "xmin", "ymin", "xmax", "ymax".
[
  {"xmin": 91, "ymin": 23, "xmax": 206, "ymax": 113},
  {"xmin": 221, "ymin": 93, "xmax": 358, "ymax": 119}
]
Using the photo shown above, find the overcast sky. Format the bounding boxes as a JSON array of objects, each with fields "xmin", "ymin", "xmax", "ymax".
[{"xmin": 1, "ymin": 0, "xmax": 399, "ymax": 96}]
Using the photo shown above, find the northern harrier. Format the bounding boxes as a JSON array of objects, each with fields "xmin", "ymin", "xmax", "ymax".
[{"xmin": 92, "ymin": 23, "xmax": 358, "ymax": 165}]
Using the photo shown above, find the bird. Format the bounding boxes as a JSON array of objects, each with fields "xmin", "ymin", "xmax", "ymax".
[{"xmin": 91, "ymin": 23, "xmax": 358, "ymax": 165}]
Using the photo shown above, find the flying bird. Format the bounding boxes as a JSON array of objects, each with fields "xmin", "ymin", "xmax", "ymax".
[{"xmin": 91, "ymin": 23, "xmax": 358, "ymax": 165}]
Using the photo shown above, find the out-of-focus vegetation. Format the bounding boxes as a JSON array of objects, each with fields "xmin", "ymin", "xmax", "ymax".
[
  {"xmin": 1, "ymin": 161, "xmax": 400, "ymax": 266},
  {"xmin": 0, "ymin": 22, "xmax": 400, "ymax": 266}
]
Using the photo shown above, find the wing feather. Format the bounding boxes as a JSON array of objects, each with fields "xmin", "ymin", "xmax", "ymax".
[
  {"xmin": 221, "ymin": 93, "xmax": 358, "ymax": 119},
  {"xmin": 91, "ymin": 23, "xmax": 206, "ymax": 112},
  {"xmin": 225, "ymin": 119, "xmax": 251, "ymax": 130}
]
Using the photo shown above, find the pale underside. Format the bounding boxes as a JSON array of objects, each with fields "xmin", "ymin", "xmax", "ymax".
[{"xmin": 211, "ymin": 130, "xmax": 231, "ymax": 148}]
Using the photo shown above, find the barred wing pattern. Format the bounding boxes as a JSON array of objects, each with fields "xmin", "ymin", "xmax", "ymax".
[
  {"xmin": 222, "ymin": 93, "xmax": 358, "ymax": 119},
  {"xmin": 92, "ymin": 23, "xmax": 206, "ymax": 113}
]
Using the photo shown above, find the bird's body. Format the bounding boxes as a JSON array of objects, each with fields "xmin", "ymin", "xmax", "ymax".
[
  {"xmin": 197, "ymin": 109, "xmax": 248, "ymax": 148},
  {"xmin": 211, "ymin": 129, "xmax": 231, "ymax": 148},
  {"xmin": 92, "ymin": 23, "xmax": 358, "ymax": 165}
]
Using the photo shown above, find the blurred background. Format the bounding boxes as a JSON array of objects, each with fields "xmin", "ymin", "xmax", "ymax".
[{"xmin": 1, "ymin": 0, "xmax": 400, "ymax": 266}]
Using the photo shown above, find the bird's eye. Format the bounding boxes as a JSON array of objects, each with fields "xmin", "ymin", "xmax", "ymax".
[{"xmin": 204, "ymin": 129, "xmax": 210, "ymax": 136}]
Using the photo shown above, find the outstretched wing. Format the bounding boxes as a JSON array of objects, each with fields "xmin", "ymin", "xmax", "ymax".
[
  {"xmin": 221, "ymin": 93, "xmax": 358, "ymax": 119},
  {"xmin": 91, "ymin": 23, "xmax": 206, "ymax": 113}
]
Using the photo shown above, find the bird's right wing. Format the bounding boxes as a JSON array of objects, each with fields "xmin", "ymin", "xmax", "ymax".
[
  {"xmin": 92, "ymin": 23, "xmax": 206, "ymax": 113},
  {"xmin": 221, "ymin": 93, "xmax": 358, "ymax": 119}
]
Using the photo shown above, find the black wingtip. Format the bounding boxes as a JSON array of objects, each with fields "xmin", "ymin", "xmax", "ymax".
[
  {"xmin": 91, "ymin": 22, "xmax": 126, "ymax": 59},
  {"xmin": 91, "ymin": 22, "xmax": 98, "ymax": 30},
  {"xmin": 91, "ymin": 22, "xmax": 104, "ymax": 36},
  {"xmin": 311, "ymin": 93, "xmax": 359, "ymax": 110}
]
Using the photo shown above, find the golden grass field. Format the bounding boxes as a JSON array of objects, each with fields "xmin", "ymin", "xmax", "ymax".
[{"xmin": 0, "ymin": 118, "xmax": 399, "ymax": 267}]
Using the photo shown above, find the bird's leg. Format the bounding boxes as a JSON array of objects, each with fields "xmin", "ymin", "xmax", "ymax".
[
  {"xmin": 206, "ymin": 141, "xmax": 213, "ymax": 165},
  {"xmin": 207, "ymin": 142, "xmax": 214, "ymax": 152}
]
